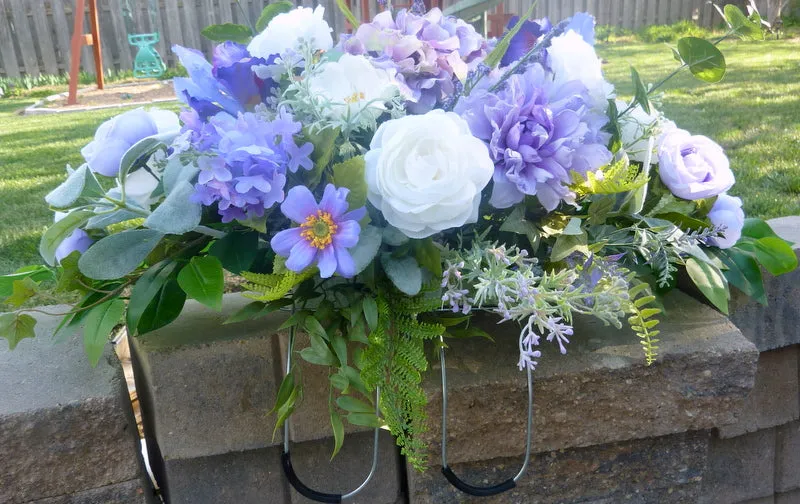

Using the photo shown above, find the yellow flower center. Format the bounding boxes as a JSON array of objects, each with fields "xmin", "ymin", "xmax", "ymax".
[
  {"xmin": 344, "ymin": 91, "xmax": 366, "ymax": 104},
  {"xmin": 300, "ymin": 210, "xmax": 338, "ymax": 250}
]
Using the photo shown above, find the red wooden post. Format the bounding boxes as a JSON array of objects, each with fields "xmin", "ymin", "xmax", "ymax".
[{"xmin": 67, "ymin": 0, "xmax": 104, "ymax": 106}]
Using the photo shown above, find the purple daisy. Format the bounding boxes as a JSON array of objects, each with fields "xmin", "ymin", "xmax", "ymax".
[{"xmin": 271, "ymin": 185, "xmax": 366, "ymax": 278}]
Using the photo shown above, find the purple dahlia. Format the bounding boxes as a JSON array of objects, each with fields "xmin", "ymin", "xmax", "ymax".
[{"xmin": 454, "ymin": 63, "xmax": 612, "ymax": 211}]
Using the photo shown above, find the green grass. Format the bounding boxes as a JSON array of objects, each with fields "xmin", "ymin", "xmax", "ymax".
[
  {"xmin": 0, "ymin": 38, "xmax": 798, "ymax": 278},
  {"xmin": 598, "ymin": 38, "xmax": 800, "ymax": 221}
]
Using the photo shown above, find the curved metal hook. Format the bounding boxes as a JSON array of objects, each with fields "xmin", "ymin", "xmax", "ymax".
[
  {"xmin": 281, "ymin": 325, "xmax": 381, "ymax": 502},
  {"xmin": 439, "ymin": 335, "xmax": 534, "ymax": 497}
]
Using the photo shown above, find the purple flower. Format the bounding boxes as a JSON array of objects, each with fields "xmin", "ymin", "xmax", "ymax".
[
  {"xmin": 271, "ymin": 185, "xmax": 366, "ymax": 278},
  {"xmin": 190, "ymin": 111, "xmax": 313, "ymax": 223},
  {"xmin": 81, "ymin": 108, "xmax": 179, "ymax": 177},
  {"xmin": 55, "ymin": 229, "xmax": 93, "ymax": 263},
  {"xmin": 658, "ymin": 129, "xmax": 733, "ymax": 200},
  {"xmin": 173, "ymin": 44, "xmax": 274, "ymax": 120},
  {"xmin": 500, "ymin": 16, "xmax": 551, "ymax": 67},
  {"xmin": 565, "ymin": 12, "xmax": 595, "ymax": 45},
  {"xmin": 455, "ymin": 63, "xmax": 611, "ymax": 211},
  {"xmin": 339, "ymin": 8, "xmax": 487, "ymax": 113},
  {"xmin": 707, "ymin": 193, "xmax": 744, "ymax": 249}
]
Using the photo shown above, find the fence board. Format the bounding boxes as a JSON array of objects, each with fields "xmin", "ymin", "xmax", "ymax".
[
  {"xmin": 31, "ymin": 0, "xmax": 60, "ymax": 74},
  {"xmin": 0, "ymin": 0, "xmax": 19, "ymax": 77},
  {"xmin": 10, "ymin": 0, "xmax": 41, "ymax": 75},
  {"xmin": 218, "ymin": 0, "xmax": 234, "ymax": 23},
  {"xmin": 180, "ymin": 0, "xmax": 202, "ymax": 50},
  {"xmin": 108, "ymin": 0, "xmax": 134, "ymax": 68}
]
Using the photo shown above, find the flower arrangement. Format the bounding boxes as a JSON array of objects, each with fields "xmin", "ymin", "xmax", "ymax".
[{"xmin": 1, "ymin": 1, "xmax": 795, "ymax": 471}]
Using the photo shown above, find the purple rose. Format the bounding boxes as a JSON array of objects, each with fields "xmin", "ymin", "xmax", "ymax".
[
  {"xmin": 658, "ymin": 129, "xmax": 733, "ymax": 200},
  {"xmin": 54, "ymin": 229, "xmax": 93, "ymax": 264},
  {"xmin": 707, "ymin": 193, "xmax": 744, "ymax": 249},
  {"xmin": 81, "ymin": 108, "xmax": 179, "ymax": 177}
]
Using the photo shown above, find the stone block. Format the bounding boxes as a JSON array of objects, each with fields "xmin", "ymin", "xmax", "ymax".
[
  {"xmin": 28, "ymin": 479, "xmax": 152, "ymax": 504},
  {"xmin": 701, "ymin": 429, "xmax": 776, "ymax": 504},
  {"xmin": 740, "ymin": 498, "xmax": 776, "ymax": 504},
  {"xmin": 729, "ymin": 216, "xmax": 800, "ymax": 352},
  {"xmin": 287, "ymin": 430, "xmax": 404, "ymax": 504},
  {"xmin": 415, "ymin": 291, "xmax": 757, "ymax": 467},
  {"xmin": 406, "ymin": 431, "xmax": 710, "ymax": 504},
  {"xmin": 129, "ymin": 294, "xmax": 289, "ymax": 462},
  {"xmin": 0, "ymin": 307, "xmax": 149, "ymax": 504},
  {"xmin": 720, "ymin": 346, "xmax": 799, "ymax": 438},
  {"xmin": 777, "ymin": 489, "xmax": 800, "ymax": 504},
  {"xmin": 776, "ymin": 420, "xmax": 800, "ymax": 492}
]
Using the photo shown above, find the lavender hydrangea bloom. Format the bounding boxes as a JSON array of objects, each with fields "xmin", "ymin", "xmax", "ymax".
[
  {"xmin": 455, "ymin": 63, "xmax": 612, "ymax": 211},
  {"xmin": 271, "ymin": 185, "xmax": 366, "ymax": 278},
  {"xmin": 339, "ymin": 8, "xmax": 487, "ymax": 113},
  {"xmin": 191, "ymin": 110, "xmax": 313, "ymax": 222},
  {"xmin": 173, "ymin": 43, "xmax": 274, "ymax": 120}
]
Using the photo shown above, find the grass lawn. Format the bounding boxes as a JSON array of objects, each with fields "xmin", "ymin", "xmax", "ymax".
[{"xmin": 0, "ymin": 38, "xmax": 798, "ymax": 278}]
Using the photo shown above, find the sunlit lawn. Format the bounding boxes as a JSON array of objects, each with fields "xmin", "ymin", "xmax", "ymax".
[{"xmin": 0, "ymin": 38, "xmax": 798, "ymax": 278}]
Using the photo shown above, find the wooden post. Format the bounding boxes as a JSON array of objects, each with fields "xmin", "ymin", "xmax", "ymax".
[{"xmin": 67, "ymin": 0, "xmax": 104, "ymax": 106}]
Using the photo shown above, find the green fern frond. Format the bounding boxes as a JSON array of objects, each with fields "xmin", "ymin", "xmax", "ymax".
[
  {"xmin": 240, "ymin": 267, "xmax": 315, "ymax": 302},
  {"xmin": 625, "ymin": 281, "xmax": 661, "ymax": 365},
  {"xmin": 573, "ymin": 157, "xmax": 649, "ymax": 197}
]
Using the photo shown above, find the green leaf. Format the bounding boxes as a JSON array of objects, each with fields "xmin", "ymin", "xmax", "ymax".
[
  {"xmin": 334, "ymin": 0, "xmax": 360, "ymax": 30},
  {"xmin": 336, "ymin": 395, "xmax": 373, "ymax": 413},
  {"xmin": 162, "ymin": 155, "xmax": 200, "ymax": 195},
  {"xmin": 78, "ymin": 229, "xmax": 165, "ymax": 280},
  {"xmin": 224, "ymin": 298, "xmax": 292, "ymax": 324},
  {"xmin": 255, "ymin": 0, "xmax": 293, "ymax": 32},
  {"xmin": 723, "ymin": 4, "xmax": 764, "ymax": 40},
  {"xmin": 304, "ymin": 316, "xmax": 329, "ymax": 342},
  {"xmin": 413, "ymin": 239, "xmax": 442, "ymax": 276},
  {"xmin": 82, "ymin": 299, "xmax": 124, "ymax": 367},
  {"xmin": 177, "ymin": 256, "xmax": 224, "ymax": 311},
  {"xmin": 0, "ymin": 313, "xmax": 37, "ymax": 350},
  {"xmin": 715, "ymin": 248, "xmax": 766, "ymax": 305},
  {"xmin": 350, "ymin": 225, "xmax": 382, "ymax": 276},
  {"xmin": 330, "ymin": 408, "xmax": 345, "ymax": 460},
  {"xmin": 362, "ymin": 297, "xmax": 378, "ymax": 332},
  {"xmin": 685, "ymin": 257, "xmax": 729, "ymax": 314},
  {"xmin": 588, "ymin": 197, "xmax": 615, "ymax": 225},
  {"xmin": 269, "ymin": 372, "xmax": 295, "ymax": 416},
  {"xmin": 741, "ymin": 218, "xmax": 779, "ymax": 240},
  {"xmin": 751, "ymin": 237, "xmax": 798, "ymax": 276},
  {"xmin": 346, "ymin": 412, "xmax": 382, "ymax": 428},
  {"xmin": 380, "ymin": 254, "xmax": 422, "ymax": 296},
  {"xmin": 331, "ymin": 333, "xmax": 347, "ymax": 367},
  {"xmin": 330, "ymin": 372, "xmax": 350, "ymax": 392},
  {"xmin": 39, "ymin": 210, "xmax": 93, "ymax": 266},
  {"xmin": 209, "ymin": 232, "xmax": 259, "ymax": 274},
  {"xmin": 201, "ymin": 23, "xmax": 253, "ymax": 44},
  {"xmin": 45, "ymin": 164, "xmax": 105, "ymax": 209},
  {"xmin": 676, "ymin": 37, "xmax": 726, "ymax": 83},
  {"xmin": 144, "ymin": 181, "xmax": 202, "ymax": 235},
  {"xmin": 331, "ymin": 156, "xmax": 367, "ymax": 209},
  {"xmin": 499, "ymin": 205, "xmax": 540, "ymax": 250},
  {"xmin": 6, "ymin": 277, "xmax": 39, "ymax": 307},
  {"xmin": 118, "ymin": 133, "xmax": 176, "ymax": 184},
  {"xmin": 85, "ymin": 209, "xmax": 140, "ymax": 230},
  {"xmin": 126, "ymin": 261, "xmax": 178, "ymax": 334},
  {"xmin": 562, "ymin": 217, "xmax": 584, "ymax": 236},
  {"xmin": 136, "ymin": 279, "xmax": 187, "ymax": 335},
  {"xmin": 272, "ymin": 384, "xmax": 298, "ymax": 440},
  {"xmin": 299, "ymin": 345, "xmax": 337, "ymax": 366},
  {"xmin": 630, "ymin": 66, "xmax": 651, "ymax": 114},
  {"xmin": 0, "ymin": 266, "xmax": 53, "ymax": 298},
  {"xmin": 382, "ymin": 226, "xmax": 409, "ymax": 247},
  {"xmin": 303, "ymin": 126, "xmax": 339, "ymax": 187},
  {"xmin": 551, "ymin": 232, "xmax": 589, "ymax": 262},
  {"xmin": 483, "ymin": 2, "xmax": 537, "ymax": 69}
]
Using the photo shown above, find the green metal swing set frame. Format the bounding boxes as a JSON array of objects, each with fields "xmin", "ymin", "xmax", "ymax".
[{"xmin": 122, "ymin": 0, "xmax": 167, "ymax": 78}]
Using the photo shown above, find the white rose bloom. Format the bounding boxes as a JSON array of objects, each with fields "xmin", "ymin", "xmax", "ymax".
[
  {"xmin": 124, "ymin": 168, "xmax": 161, "ymax": 208},
  {"xmin": 548, "ymin": 31, "xmax": 614, "ymax": 109},
  {"xmin": 247, "ymin": 6, "xmax": 333, "ymax": 61},
  {"xmin": 365, "ymin": 110, "xmax": 494, "ymax": 239},
  {"xmin": 308, "ymin": 54, "xmax": 398, "ymax": 121},
  {"xmin": 617, "ymin": 99, "xmax": 659, "ymax": 163}
]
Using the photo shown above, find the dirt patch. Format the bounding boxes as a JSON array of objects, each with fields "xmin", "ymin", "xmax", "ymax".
[{"xmin": 43, "ymin": 80, "xmax": 177, "ymax": 109}]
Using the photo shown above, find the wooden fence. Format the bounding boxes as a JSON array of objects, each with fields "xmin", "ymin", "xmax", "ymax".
[{"xmin": 0, "ymin": 0, "xmax": 777, "ymax": 78}]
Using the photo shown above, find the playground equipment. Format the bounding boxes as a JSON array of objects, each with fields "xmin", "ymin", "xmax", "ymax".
[
  {"xmin": 122, "ymin": 0, "xmax": 167, "ymax": 78},
  {"xmin": 67, "ymin": 0, "xmax": 104, "ymax": 105}
]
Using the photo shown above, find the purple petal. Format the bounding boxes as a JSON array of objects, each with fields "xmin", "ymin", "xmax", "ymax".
[
  {"xmin": 317, "ymin": 246, "xmax": 337, "ymax": 278},
  {"xmin": 333, "ymin": 220, "xmax": 360, "ymax": 249},
  {"xmin": 280, "ymin": 186, "xmax": 319, "ymax": 223},
  {"xmin": 271, "ymin": 227, "xmax": 303, "ymax": 256},
  {"xmin": 318, "ymin": 184, "xmax": 350, "ymax": 218},
  {"xmin": 334, "ymin": 247, "xmax": 356, "ymax": 278},
  {"xmin": 341, "ymin": 207, "xmax": 367, "ymax": 222},
  {"xmin": 285, "ymin": 240, "xmax": 317, "ymax": 272}
]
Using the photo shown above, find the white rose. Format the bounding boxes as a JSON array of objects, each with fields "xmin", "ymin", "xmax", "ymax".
[
  {"xmin": 247, "ymin": 6, "xmax": 333, "ymax": 61},
  {"xmin": 617, "ymin": 99, "xmax": 659, "ymax": 164},
  {"xmin": 365, "ymin": 110, "xmax": 494, "ymax": 239},
  {"xmin": 548, "ymin": 31, "xmax": 614, "ymax": 110},
  {"xmin": 124, "ymin": 168, "xmax": 161, "ymax": 208},
  {"xmin": 308, "ymin": 54, "xmax": 398, "ymax": 121}
]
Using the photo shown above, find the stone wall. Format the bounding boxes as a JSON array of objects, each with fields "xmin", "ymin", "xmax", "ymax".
[{"xmin": 2, "ymin": 216, "xmax": 799, "ymax": 504}]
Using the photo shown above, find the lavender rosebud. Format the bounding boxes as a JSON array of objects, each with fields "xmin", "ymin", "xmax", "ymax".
[
  {"xmin": 707, "ymin": 193, "xmax": 744, "ymax": 249},
  {"xmin": 658, "ymin": 129, "xmax": 734, "ymax": 200}
]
